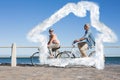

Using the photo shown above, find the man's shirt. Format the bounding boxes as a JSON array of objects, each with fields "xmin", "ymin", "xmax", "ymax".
[{"xmin": 83, "ymin": 29, "xmax": 95, "ymax": 48}]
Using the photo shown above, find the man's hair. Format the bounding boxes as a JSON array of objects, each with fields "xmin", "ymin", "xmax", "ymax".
[{"xmin": 49, "ymin": 28, "xmax": 54, "ymax": 32}]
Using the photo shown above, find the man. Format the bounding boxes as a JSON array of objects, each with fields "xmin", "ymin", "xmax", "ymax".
[
  {"xmin": 74, "ymin": 24, "xmax": 95, "ymax": 57},
  {"xmin": 47, "ymin": 29, "xmax": 60, "ymax": 57}
]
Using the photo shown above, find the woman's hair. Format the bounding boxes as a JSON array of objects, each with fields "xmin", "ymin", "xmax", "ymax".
[{"xmin": 84, "ymin": 23, "xmax": 90, "ymax": 27}]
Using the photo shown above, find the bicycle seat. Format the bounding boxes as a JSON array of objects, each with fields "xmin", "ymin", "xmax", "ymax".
[{"xmin": 52, "ymin": 46, "xmax": 60, "ymax": 52}]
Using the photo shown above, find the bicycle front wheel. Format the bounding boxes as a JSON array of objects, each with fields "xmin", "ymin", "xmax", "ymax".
[{"xmin": 30, "ymin": 52, "xmax": 40, "ymax": 66}]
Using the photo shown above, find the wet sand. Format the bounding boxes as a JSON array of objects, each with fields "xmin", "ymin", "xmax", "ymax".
[{"xmin": 0, "ymin": 64, "xmax": 120, "ymax": 80}]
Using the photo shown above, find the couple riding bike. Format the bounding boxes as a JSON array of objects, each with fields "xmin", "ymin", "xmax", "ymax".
[{"xmin": 48, "ymin": 23, "xmax": 95, "ymax": 58}]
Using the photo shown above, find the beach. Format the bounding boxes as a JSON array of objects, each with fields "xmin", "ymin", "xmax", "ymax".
[{"xmin": 0, "ymin": 65, "xmax": 119, "ymax": 80}]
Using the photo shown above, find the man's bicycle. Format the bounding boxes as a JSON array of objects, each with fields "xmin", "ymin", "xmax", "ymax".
[{"xmin": 30, "ymin": 42, "xmax": 95, "ymax": 65}]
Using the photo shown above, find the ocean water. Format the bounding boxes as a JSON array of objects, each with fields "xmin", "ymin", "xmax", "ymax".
[{"xmin": 0, "ymin": 57, "xmax": 120, "ymax": 65}]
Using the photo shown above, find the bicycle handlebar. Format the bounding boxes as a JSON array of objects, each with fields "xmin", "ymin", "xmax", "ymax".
[
  {"xmin": 72, "ymin": 40, "xmax": 82, "ymax": 48},
  {"xmin": 72, "ymin": 41, "xmax": 77, "ymax": 48}
]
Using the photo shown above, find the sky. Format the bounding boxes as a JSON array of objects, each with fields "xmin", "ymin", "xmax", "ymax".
[{"xmin": 0, "ymin": 0, "xmax": 120, "ymax": 57}]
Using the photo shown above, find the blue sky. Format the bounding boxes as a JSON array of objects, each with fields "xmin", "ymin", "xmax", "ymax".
[{"xmin": 0, "ymin": 0, "xmax": 120, "ymax": 57}]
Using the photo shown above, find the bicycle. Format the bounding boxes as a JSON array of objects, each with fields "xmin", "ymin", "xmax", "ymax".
[
  {"xmin": 30, "ymin": 42, "xmax": 95, "ymax": 65},
  {"xmin": 30, "ymin": 47, "xmax": 60, "ymax": 65},
  {"xmin": 30, "ymin": 44, "xmax": 77, "ymax": 65}
]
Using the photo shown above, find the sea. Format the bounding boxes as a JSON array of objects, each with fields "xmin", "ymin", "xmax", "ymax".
[{"xmin": 0, "ymin": 57, "xmax": 120, "ymax": 65}]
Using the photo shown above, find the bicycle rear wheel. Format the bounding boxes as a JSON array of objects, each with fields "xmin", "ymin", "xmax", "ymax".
[{"xmin": 30, "ymin": 52, "xmax": 40, "ymax": 66}]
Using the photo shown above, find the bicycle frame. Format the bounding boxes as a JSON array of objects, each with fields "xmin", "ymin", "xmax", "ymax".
[
  {"xmin": 72, "ymin": 41, "xmax": 96, "ymax": 57},
  {"xmin": 70, "ymin": 44, "xmax": 76, "ymax": 56}
]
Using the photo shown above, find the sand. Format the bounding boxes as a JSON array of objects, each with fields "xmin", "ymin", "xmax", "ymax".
[{"xmin": 0, "ymin": 64, "xmax": 120, "ymax": 80}]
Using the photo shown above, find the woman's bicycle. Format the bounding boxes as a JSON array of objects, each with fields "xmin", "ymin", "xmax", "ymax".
[{"xmin": 30, "ymin": 42, "xmax": 95, "ymax": 65}]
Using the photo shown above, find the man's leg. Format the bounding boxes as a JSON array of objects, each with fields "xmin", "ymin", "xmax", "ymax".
[
  {"xmin": 48, "ymin": 44, "xmax": 55, "ymax": 58},
  {"xmin": 48, "ymin": 44, "xmax": 60, "ymax": 57},
  {"xmin": 48, "ymin": 47, "xmax": 53, "ymax": 56},
  {"xmin": 52, "ymin": 44, "xmax": 60, "ymax": 57},
  {"xmin": 78, "ymin": 42, "xmax": 88, "ymax": 57}
]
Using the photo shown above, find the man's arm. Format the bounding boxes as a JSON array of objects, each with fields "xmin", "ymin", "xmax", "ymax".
[
  {"xmin": 74, "ymin": 37, "xmax": 85, "ymax": 43},
  {"xmin": 74, "ymin": 30, "xmax": 91, "ymax": 43},
  {"xmin": 79, "ymin": 30, "xmax": 91, "ymax": 41},
  {"xmin": 74, "ymin": 30, "xmax": 91, "ymax": 42},
  {"xmin": 79, "ymin": 37, "xmax": 85, "ymax": 41}
]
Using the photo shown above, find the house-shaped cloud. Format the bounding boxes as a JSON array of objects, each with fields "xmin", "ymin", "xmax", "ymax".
[{"xmin": 27, "ymin": 1, "xmax": 117, "ymax": 69}]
